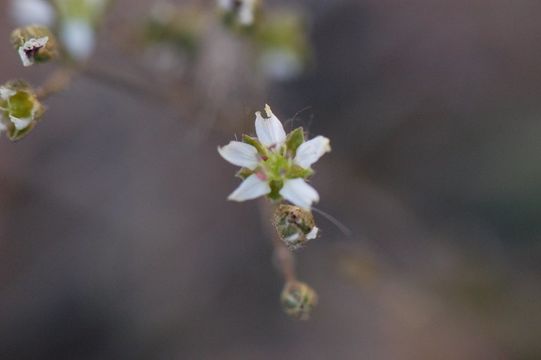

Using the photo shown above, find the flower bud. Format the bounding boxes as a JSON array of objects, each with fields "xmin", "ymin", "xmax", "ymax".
[
  {"xmin": 280, "ymin": 281, "xmax": 318, "ymax": 320},
  {"xmin": 11, "ymin": 25, "xmax": 58, "ymax": 67},
  {"xmin": 0, "ymin": 81, "xmax": 45, "ymax": 141},
  {"xmin": 273, "ymin": 204, "xmax": 319, "ymax": 250}
]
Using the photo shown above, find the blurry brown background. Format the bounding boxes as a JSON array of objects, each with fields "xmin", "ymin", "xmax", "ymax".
[{"xmin": 1, "ymin": 0, "xmax": 541, "ymax": 359}]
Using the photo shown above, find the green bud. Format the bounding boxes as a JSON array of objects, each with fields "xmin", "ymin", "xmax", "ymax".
[
  {"xmin": 286, "ymin": 164, "xmax": 313, "ymax": 179},
  {"xmin": 285, "ymin": 127, "xmax": 304, "ymax": 156},
  {"xmin": 0, "ymin": 81, "xmax": 45, "ymax": 141},
  {"xmin": 242, "ymin": 134, "xmax": 268, "ymax": 158},
  {"xmin": 273, "ymin": 204, "xmax": 319, "ymax": 250},
  {"xmin": 280, "ymin": 281, "xmax": 318, "ymax": 320},
  {"xmin": 11, "ymin": 26, "xmax": 59, "ymax": 67}
]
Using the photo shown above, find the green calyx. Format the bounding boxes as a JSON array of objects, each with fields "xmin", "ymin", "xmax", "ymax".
[{"xmin": 0, "ymin": 81, "xmax": 44, "ymax": 141}]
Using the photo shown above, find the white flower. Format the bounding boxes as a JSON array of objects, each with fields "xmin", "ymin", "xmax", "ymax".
[
  {"xmin": 60, "ymin": 20, "xmax": 95, "ymax": 61},
  {"xmin": 238, "ymin": 0, "xmax": 256, "ymax": 25},
  {"xmin": 217, "ymin": 0, "xmax": 257, "ymax": 26},
  {"xmin": 218, "ymin": 105, "xmax": 331, "ymax": 209},
  {"xmin": 10, "ymin": 0, "xmax": 55, "ymax": 27},
  {"xmin": 18, "ymin": 36, "xmax": 49, "ymax": 67}
]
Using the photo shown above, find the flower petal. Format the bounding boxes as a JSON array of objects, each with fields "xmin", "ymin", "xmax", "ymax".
[
  {"xmin": 228, "ymin": 173, "xmax": 271, "ymax": 202},
  {"xmin": 218, "ymin": 141, "xmax": 260, "ymax": 169},
  {"xmin": 279, "ymin": 178, "xmax": 319, "ymax": 209},
  {"xmin": 306, "ymin": 226, "xmax": 319, "ymax": 240},
  {"xmin": 255, "ymin": 105, "xmax": 286, "ymax": 148},
  {"xmin": 294, "ymin": 136, "xmax": 331, "ymax": 169},
  {"xmin": 9, "ymin": 115, "xmax": 33, "ymax": 130},
  {"xmin": 0, "ymin": 87, "xmax": 16, "ymax": 100}
]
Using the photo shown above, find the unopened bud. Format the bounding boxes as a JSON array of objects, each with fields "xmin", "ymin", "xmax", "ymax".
[
  {"xmin": 11, "ymin": 25, "xmax": 58, "ymax": 67},
  {"xmin": 280, "ymin": 280, "xmax": 318, "ymax": 320},
  {"xmin": 0, "ymin": 80, "xmax": 45, "ymax": 141},
  {"xmin": 273, "ymin": 204, "xmax": 319, "ymax": 250}
]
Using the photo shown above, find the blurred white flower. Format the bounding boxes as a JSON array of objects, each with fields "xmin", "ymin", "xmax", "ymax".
[
  {"xmin": 259, "ymin": 50, "xmax": 303, "ymax": 81},
  {"xmin": 217, "ymin": 0, "xmax": 257, "ymax": 26},
  {"xmin": 218, "ymin": 105, "xmax": 330, "ymax": 209},
  {"xmin": 10, "ymin": 0, "xmax": 55, "ymax": 26},
  {"xmin": 60, "ymin": 19, "xmax": 95, "ymax": 61}
]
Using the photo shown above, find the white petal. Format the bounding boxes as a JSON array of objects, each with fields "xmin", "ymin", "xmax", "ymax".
[
  {"xmin": 0, "ymin": 87, "xmax": 16, "ymax": 100},
  {"xmin": 306, "ymin": 226, "xmax": 319, "ymax": 240},
  {"xmin": 10, "ymin": 0, "xmax": 55, "ymax": 26},
  {"xmin": 228, "ymin": 174, "xmax": 271, "ymax": 202},
  {"xmin": 10, "ymin": 115, "xmax": 33, "ymax": 130},
  {"xmin": 294, "ymin": 136, "xmax": 331, "ymax": 169},
  {"xmin": 18, "ymin": 37, "xmax": 49, "ymax": 67},
  {"xmin": 0, "ymin": 120, "xmax": 7, "ymax": 132},
  {"xmin": 60, "ymin": 20, "xmax": 95, "ymax": 61},
  {"xmin": 218, "ymin": 141, "xmax": 259, "ymax": 169},
  {"xmin": 254, "ymin": 105, "xmax": 286, "ymax": 148},
  {"xmin": 279, "ymin": 178, "xmax": 319, "ymax": 209},
  {"xmin": 18, "ymin": 46, "xmax": 33, "ymax": 67}
]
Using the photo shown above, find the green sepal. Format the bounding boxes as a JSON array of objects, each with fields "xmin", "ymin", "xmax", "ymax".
[
  {"xmin": 267, "ymin": 179, "xmax": 283, "ymax": 201},
  {"xmin": 285, "ymin": 127, "xmax": 304, "ymax": 156},
  {"xmin": 235, "ymin": 167, "xmax": 254, "ymax": 180},
  {"xmin": 287, "ymin": 164, "xmax": 312, "ymax": 179},
  {"xmin": 242, "ymin": 134, "xmax": 268, "ymax": 157}
]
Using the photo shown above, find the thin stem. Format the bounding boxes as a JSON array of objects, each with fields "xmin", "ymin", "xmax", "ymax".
[{"xmin": 35, "ymin": 68, "xmax": 76, "ymax": 100}]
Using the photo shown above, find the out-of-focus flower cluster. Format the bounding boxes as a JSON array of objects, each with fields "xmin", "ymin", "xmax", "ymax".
[
  {"xmin": 141, "ymin": 1, "xmax": 311, "ymax": 82},
  {"xmin": 11, "ymin": 0, "xmax": 110, "ymax": 63}
]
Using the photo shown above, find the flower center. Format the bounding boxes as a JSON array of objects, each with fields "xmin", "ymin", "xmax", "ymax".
[{"xmin": 261, "ymin": 151, "xmax": 290, "ymax": 181}]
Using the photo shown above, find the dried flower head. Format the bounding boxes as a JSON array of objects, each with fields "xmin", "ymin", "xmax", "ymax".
[
  {"xmin": 0, "ymin": 81, "xmax": 45, "ymax": 141},
  {"xmin": 280, "ymin": 280, "xmax": 318, "ymax": 320},
  {"xmin": 11, "ymin": 26, "xmax": 58, "ymax": 67},
  {"xmin": 218, "ymin": 104, "xmax": 331, "ymax": 209},
  {"xmin": 273, "ymin": 204, "xmax": 319, "ymax": 250}
]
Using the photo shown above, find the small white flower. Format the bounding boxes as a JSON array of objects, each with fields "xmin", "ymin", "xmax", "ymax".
[
  {"xmin": 18, "ymin": 36, "xmax": 49, "ymax": 67},
  {"xmin": 60, "ymin": 20, "xmax": 95, "ymax": 61},
  {"xmin": 217, "ymin": 0, "xmax": 257, "ymax": 26},
  {"xmin": 238, "ymin": 0, "xmax": 256, "ymax": 25},
  {"xmin": 10, "ymin": 0, "xmax": 55, "ymax": 27},
  {"xmin": 219, "ymin": 105, "xmax": 330, "ymax": 209}
]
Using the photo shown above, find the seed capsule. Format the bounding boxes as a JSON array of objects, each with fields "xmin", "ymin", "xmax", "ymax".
[
  {"xmin": 280, "ymin": 281, "xmax": 318, "ymax": 320},
  {"xmin": 11, "ymin": 25, "xmax": 58, "ymax": 66},
  {"xmin": 273, "ymin": 204, "xmax": 319, "ymax": 250}
]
